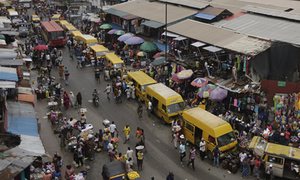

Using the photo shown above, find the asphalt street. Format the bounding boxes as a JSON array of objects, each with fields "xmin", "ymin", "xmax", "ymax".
[{"xmin": 35, "ymin": 46, "xmax": 251, "ymax": 180}]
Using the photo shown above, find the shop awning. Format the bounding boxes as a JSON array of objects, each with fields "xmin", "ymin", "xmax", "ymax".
[
  {"xmin": 141, "ymin": 20, "xmax": 164, "ymax": 29},
  {"xmin": 191, "ymin": 41, "xmax": 206, "ymax": 47},
  {"xmin": 0, "ymin": 59, "xmax": 23, "ymax": 66},
  {"xmin": 18, "ymin": 94, "xmax": 35, "ymax": 105},
  {"xmin": 0, "ymin": 66, "xmax": 18, "ymax": 81},
  {"xmin": 122, "ymin": 14, "xmax": 139, "ymax": 20},
  {"xmin": 203, "ymin": 46, "xmax": 222, "ymax": 53},
  {"xmin": 7, "ymin": 102, "xmax": 38, "ymax": 137},
  {"xmin": 104, "ymin": 8, "xmax": 129, "ymax": 18},
  {"xmin": 19, "ymin": 135, "xmax": 45, "ymax": 155},
  {"xmin": 161, "ymin": 31, "xmax": 179, "ymax": 38},
  {"xmin": 154, "ymin": 41, "xmax": 169, "ymax": 52},
  {"xmin": 0, "ymin": 81, "xmax": 15, "ymax": 88},
  {"xmin": 173, "ymin": 36, "xmax": 187, "ymax": 41},
  {"xmin": 17, "ymin": 87, "xmax": 33, "ymax": 94}
]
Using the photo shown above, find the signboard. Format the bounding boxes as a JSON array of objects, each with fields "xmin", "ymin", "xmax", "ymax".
[{"xmin": 277, "ymin": 81, "xmax": 286, "ymax": 87}]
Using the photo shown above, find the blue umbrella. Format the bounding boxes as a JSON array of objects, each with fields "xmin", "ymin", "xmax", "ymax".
[
  {"xmin": 124, "ymin": 36, "xmax": 144, "ymax": 45},
  {"xmin": 151, "ymin": 57, "xmax": 166, "ymax": 66},
  {"xmin": 117, "ymin": 33, "xmax": 134, "ymax": 42},
  {"xmin": 210, "ymin": 87, "xmax": 228, "ymax": 101}
]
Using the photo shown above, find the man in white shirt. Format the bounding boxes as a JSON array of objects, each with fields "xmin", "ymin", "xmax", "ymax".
[
  {"xmin": 126, "ymin": 147, "xmax": 134, "ymax": 160},
  {"xmin": 104, "ymin": 84, "xmax": 111, "ymax": 101},
  {"xmin": 239, "ymin": 151, "xmax": 247, "ymax": 163},
  {"xmin": 109, "ymin": 121, "xmax": 117, "ymax": 138},
  {"xmin": 107, "ymin": 141, "xmax": 114, "ymax": 151},
  {"xmin": 147, "ymin": 101, "xmax": 152, "ymax": 117},
  {"xmin": 179, "ymin": 142, "xmax": 186, "ymax": 165},
  {"xmin": 199, "ymin": 138, "xmax": 206, "ymax": 160}
]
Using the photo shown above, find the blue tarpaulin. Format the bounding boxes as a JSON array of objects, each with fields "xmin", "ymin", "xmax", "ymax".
[
  {"xmin": 194, "ymin": 13, "xmax": 216, "ymax": 20},
  {"xmin": 7, "ymin": 102, "xmax": 38, "ymax": 137},
  {"xmin": 0, "ymin": 66, "xmax": 18, "ymax": 81}
]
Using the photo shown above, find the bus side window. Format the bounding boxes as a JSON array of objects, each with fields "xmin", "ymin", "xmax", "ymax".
[
  {"xmin": 208, "ymin": 135, "xmax": 216, "ymax": 145},
  {"xmin": 162, "ymin": 104, "xmax": 166, "ymax": 112},
  {"xmin": 268, "ymin": 155, "xmax": 283, "ymax": 165}
]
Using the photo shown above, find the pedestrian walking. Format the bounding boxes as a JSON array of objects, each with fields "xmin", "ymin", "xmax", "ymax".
[
  {"xmin": 137, "ymin": 103, "xmax": 143, "ymax": 119},
  {"xmin": 172, "ymin": 132, "xmax": 179, "ymax": 149},
  {"xmin": 265, "ymin": 164, "xmax": 273, "ymax": 180},
  {"xmin": 187, "ymin": 146, "xmax": 196, "ymax": 170},
  {"xmin": 147, "ymin": 100, "xmax": 152, "ymax": 117},
  {"xmin": 123, "ymin": 125, "xmax": 131, "ymax": 144},
  {"xmin": 109, "ymin": 121, "xmax": 118, "ymax": 138},
  {"xmin": 253, "ymin": 157, "xmax": 261, "ymax": 180},
  {"xmin": 213, "ymin": 145, "xmax": 220, "ymax": 167},
  {"xmin": 199, "ymin": 138, "xmax": 206, "ymax": 160},
  {"xmin": 179, "ymin": 142, "xmax": 186, "ymax": 166},
  {"xmin": 76, "ymin": 92, "xmax": 82, "ymax": 108},
  {"xmin": 242, "ymin": 158, "xmax": 250, "ymax": 178},
  {"xmin": 65, "ymin": 165, "xmax": 75, "ymax": 180},
  {"xmin": 166, "ymin": 172, "xmax": 174, "ymax": 180},
  {"xmin": 104, "ymin": 84, "xmax": 111, "ymax": 101},
  {"xmin": 137, "ymin": 150, "xmax": 144, "ymax": 171},
  {"xmin": 64, "ymin": 67, "xmax": 70, "ymax": 85},
  {"xmin": 126, "ymin": 147, "xmax": 134, "ymax": 160}
]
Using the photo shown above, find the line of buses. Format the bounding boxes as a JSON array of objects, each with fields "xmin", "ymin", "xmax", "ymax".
[{"xmin": 31, "ymin": 14, "xmax": 237, "ymax": 158}]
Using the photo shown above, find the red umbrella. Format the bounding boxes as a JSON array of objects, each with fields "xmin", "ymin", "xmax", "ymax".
[
  {"xmin": 153, "ymin": 52, "xmax": 165, "ymax": 59},
  {"xmin": 34, "ymin": 44, "xmax": 48, "ymax": 51}
]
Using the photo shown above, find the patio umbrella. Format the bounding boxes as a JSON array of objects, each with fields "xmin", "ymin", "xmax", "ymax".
[
  {"xmin": 176, "ymin": 69, "xmax": 193, "ymax": 80},
  {"xmin": 197, "ymin": 84, "xmax": 217, "ymax": 98},
  {"xmin": 151, "ymin": 57, "xmax": 166, "ymax": 66},
  {"xmin": 114, "ymin": 30, "xmax": 125, "ymax": 36},
  {"xmin": 107, "ymin": 29, "xmax": 117, "ymax": 34},
  {"xmin": 125, "ymin": 36, "xmax": 144, "ymax": 45},
  {"xmin": 100, "ymin": 23, "xmax": 112, "ymax": 30},
  {"xmin": 210, "ymin": 87, "xmax": 228, "ymax": 101},
  {"xmin": 137, "ymin": 51, "xmax": 146, "ymax": 57},
  {"xmin": 140, "ymin": 41, "xmax": 157, "ymax": 52},
  {"xmin": 117, "ymin": 33, "xmax": 134, "ymax": 42},
  {"xmin": 153, "ymin": 51, "xmax": 165, "ymax": 58},
  {"xmin": 191, "ymin": 77, "xmax": 208, "ymax": 88},
  {"xmin": 34, "ymin": 44, "xmax": 48, "ymax": 51},
  {"xmin": 171, "ymin": 74, "xmax": 183, "ymax": 83}
]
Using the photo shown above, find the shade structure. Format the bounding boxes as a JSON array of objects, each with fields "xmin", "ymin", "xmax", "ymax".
[
  {"xmin": 137, "ymin": 51, "xmax": 146, "ymax": 57},
  {"xmin": 210, "ymin": 87, "xmax": 228, "ymax": 101},
  {"xmin": 140, "ymin": 41, "xmax": 157, "ymax": 52},
  {"xmin": 171, "ymin": 74, "xmax": 183, "ymax": 83},
  {"xmin": 0, "ymin": 34, "xmax": 5, "ymax": 40},
  {"xmin": 100, "ymin": 23, "xmax": 112, "ymax": 30},
  {"xmin": 114, "ymin": 30, "xmax": 125, "ymax": 36},
  {"xmin": 117, "ymin": 33, "xmax": 134, "ymax": 42},
  {"xmin": 197, "ymin": 84, "xmax": 217, "ymax": 98},
  {"xmin": 153, "ymin": 51, "xmax": 165, "ymax": 58},
  {"xmin": 125, "ymin": 36, "xmax": 144, "ymax": 45},
  {"xmin": 151, "ymin": 57, "xmax": 166, "ymax": 66},
  {"xmin": 176, "ymin": 69, "xmax": 193, "ymax": 80},
  {"xmin": 34, "ymin": 44, "xmax": 48, "ymax": 51},
  {"xmin": 191, "ymin": 77, "xmax": 208, "ymax": 88},
  {"xmin": 107, "ymin": 29, "xmax": 117, "ymax": 34}
]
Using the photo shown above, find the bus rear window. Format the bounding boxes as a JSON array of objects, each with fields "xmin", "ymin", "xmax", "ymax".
[{"xmin": 50, "ymin": 31, "xmax": 64, "ymax": 40}]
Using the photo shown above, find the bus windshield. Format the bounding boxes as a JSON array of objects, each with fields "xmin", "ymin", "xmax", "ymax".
[
  {"xmin": 50, "ymin": 31, "xmax": 65, "ymax": 40},
  {"xmin": 167, "ymin": 102, "xmax": 184, "ymax": 114},
  {"xmin": 217, "ymin": 132, "xmax": 236, "ymax": 147}
]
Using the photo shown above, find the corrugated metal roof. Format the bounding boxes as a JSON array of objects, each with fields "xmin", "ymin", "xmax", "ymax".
[
  {"xmin": 111, "ymin": 0, "xmax": 197, "ymax": 24},
  {"xmin": 141, "ymin": 20, "xmax": 164, "ymax": 29},
  {"xmin": 215, "ymin": 14, "xmax": 300, "ymax": 45},
  {"xmin": 243, "ymin": 5, "xmax": 300, "ymax": 21},
  {"xmin": 104, "ymin": 8, "xmax": 129, "ymax": 18},
  {"xmin": 0, "ymin": 81, "xmax": 15, "ymax": 88},
  {"xmin": 167, "ymin": 19, "xmax": 271, "ymax": 55},
  {"xmin": 158, "ymin": 0, "xmax": 208, "ymax": 10},
  {"xmin": 200, "ymin": 6, "xmax": 227, "ymax": 16},
  {"xmin": 0, "ymin": 67, "xmax": 18, "ymax": 81},
  {"xmin": 195, "ymin": 13, "xmax": 216, "ymax": 20},
  {"xmin": 0, "ymin": 59, "xmax": 23, "ymax": 66}
]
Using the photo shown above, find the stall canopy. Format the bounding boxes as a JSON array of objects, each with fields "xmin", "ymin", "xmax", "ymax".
[
  {"xmin": 141, "ymin": 20, "xmax": 164, "ymax": 29},
  {"xmin": 203, "ymin": 46, "xmax": 222, "ymax": 53},
  {"xmin": 0, "ymin": 66, "xmax": 18, "ymax": 81},
  {"xmin": 110, "ymin": 0, "xmax": 197, "ymax": 24},
  {"xmin": 0, "ymin": 81, "xmax": 16, "ymax": 88},
  {"xmin": 18, "ymin": 94, "xmax": 35, "ymax": 105},
  {"xmin": 0, "ymin": 59, "xmax": 23, "ymax": 66},
  {"xmin": 7, "ymin": 102, "xmax": 38, "ymax": 137},
  {"xmin": 167, "ymin": 19, "xmax": 271, "ymax": 55},
  {"xmin": 191, "ymin": 41, "xmax": 206, "ymax": 47}
]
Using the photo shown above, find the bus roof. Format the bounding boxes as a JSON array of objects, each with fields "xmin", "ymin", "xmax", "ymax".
[
  {"xmin": 51, "ymin": 14, "xmax": 61, "ymax": 19},
  {"xmin": 127, "ymin": 71, "xmax": 157, "ymax": 86},
  {"xmin": 182, "ymin": 107, "xmax": 232, "ymax": 137},
  {"xmin": 105, "ymin": 53, "xmax": 124, "ymax": 64},
  {"xmin": 7, "ymin": 9, "xmax": 18, "ymax": 16},
  {"xmin": 59, "ymin": 20, "xmax": 69, "ymax": 26},
  {"xmin": 41, "ymin": 21, "xmax": 63, "ymax": 32},
  {"xmin": 64, "ymin": 24, "xmax": 77, "ymax": 31},
  {"xmin": 265, "ymin": 142, "xmax": 300, "ymax": 160},
  {"xmin": 146, "ymin": 83, "xmax": 183, "ymax": 105},
  {"xmin": 90, "ymin": 44, "xmax": 108, "ymax": 53},
  {"xmin": 71, "ymin": 31, "xmax": 82, "ymax": 37}
]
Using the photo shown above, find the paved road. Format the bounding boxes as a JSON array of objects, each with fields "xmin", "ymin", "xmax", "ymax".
[{"xmin": 35, "ymin": 46, "xmax": 250, "ymax": 180}]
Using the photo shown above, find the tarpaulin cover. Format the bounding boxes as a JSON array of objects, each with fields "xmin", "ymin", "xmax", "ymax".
[
  {"xmin": 7, "ymin": 102, "xmax": 38, "ymax": 136},
  {"xmin": 0, "ymin": 66, "xmax": 18, "ymax": 81},
  {"xmin": 102, "ymin": 161, "xmax": 126, "ymax": 179}
]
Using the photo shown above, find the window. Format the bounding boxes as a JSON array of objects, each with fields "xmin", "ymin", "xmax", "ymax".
[
  {"xmin": 267, "ymin": 156, "xmax": 283, "ymax": 165},
  {"xmin": 162, "ymin": 104, "xmax": 166, "ymax": 112},
  {"xmin": 185, "ymin": 121, "xmax": 194, "ymax": 132},
  {"xmin": 217, "ymin": 132, "xmax": 235, "ymax": 147},
  {"xmin": 208, "ymin": 135, "xmax": 216, "ymax": 145},
  {"xmin": 167, "ymin": 102, "xmax": 184, "ymax": 113}
]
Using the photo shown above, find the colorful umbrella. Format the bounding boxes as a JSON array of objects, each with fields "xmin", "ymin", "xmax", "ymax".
[
  {"xmin": 176, "ymin": 69, "xmax": 193, "ymax": 80},
  {"xmin": 117, "ymin": 33, "xmax": 134, "ymax": 42},
  {"xmin": 210, "ymin": 87, "xmax": 228, "ymax": 101},
  {"xmin": 137, "ymin": 51, "xmax": 146, "ymax": 57},
  {"xmin": 125, "ymin": 36, "xmax": 144, "ymax": 45},
  {"xmin": 171, "ymin": 74, "xmax": 183, "ymax": 83},
  {"xmin": 140, "ymin": 41, "xmax": 157, "ymax": 52},
  {"xmin": 153, "ymin": 51, "xmax": 165, "ymax": 58},
  {"xmin": 100, "ymin": 23, "xmax": 112, "ymax": 30},
  {"xmin": 151, "ymin": 57, "xmax": 166, "ymax": 66},
  {"xmin": 34, "ymin": 44, "xmax": 48, "ymax": 51},
  {"xmin": 191, "ymin": 77, "xmax": 208, "ymax": 88},
  {"xmin": 107, "ymin": 29, "xmax": 117, "ymax": 34},
  {"xmin": 114, "ymin": 30, "xmax": 125, "ymax": 36},
  {"xmin": 197, "ymin": 84, "xmax": 216, "ymax": 98}
]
